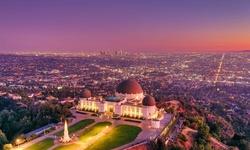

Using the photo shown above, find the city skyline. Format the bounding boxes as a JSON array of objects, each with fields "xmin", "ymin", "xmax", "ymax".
[{"xmin": 1, "ymin": 0, "xmax": 250, "ymax": 53}]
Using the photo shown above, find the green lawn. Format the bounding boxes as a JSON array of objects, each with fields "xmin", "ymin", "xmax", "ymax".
[
  {"xmin": 25, "ymin": 138, "xmax": 54, "ymax": 150},
  {"xmin": 53, "ymin": 143, "xmax": 81, "ymax": 150},
  {"xmin": 85, "ymin": 124, "xmax": 142, "ymax": 150},
  {"xmin": 78, "ymin": 121, "xmax": 112, "ymax": 142},
  {"xmin": 55, "ymin": 119, "xmax": 94, "ymax": 136}
]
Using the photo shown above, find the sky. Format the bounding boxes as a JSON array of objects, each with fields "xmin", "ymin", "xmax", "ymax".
[{"xmin": 0, "ymin": 0, "xmax": 250, "ymax": 53}]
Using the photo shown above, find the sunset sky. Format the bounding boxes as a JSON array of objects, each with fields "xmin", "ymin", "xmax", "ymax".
[{"xmin": 0, "ymin": 0, "xmax": 250, "ymax": 53}]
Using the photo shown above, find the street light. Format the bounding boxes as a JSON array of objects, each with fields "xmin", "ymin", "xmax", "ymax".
[{"xmin": 16, "ymin": 139, "xmax": 20, "ymax": 147}]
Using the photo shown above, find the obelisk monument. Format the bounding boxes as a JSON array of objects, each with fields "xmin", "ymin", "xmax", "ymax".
[{"xmin": 62, "ymin": 120, "xmax": 71, "ymax": 142}]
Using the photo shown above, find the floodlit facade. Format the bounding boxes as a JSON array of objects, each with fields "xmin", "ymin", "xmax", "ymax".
[{"xmin": 77, "ymin": 79, "xmax": 159, "ymax": 119}]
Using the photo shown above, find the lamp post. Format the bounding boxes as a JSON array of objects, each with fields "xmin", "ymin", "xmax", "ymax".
[{"xmin": 16, "ymin": 139, "xmax": 20, "ymax": 147}]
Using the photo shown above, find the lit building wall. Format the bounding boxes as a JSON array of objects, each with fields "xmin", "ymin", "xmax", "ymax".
[
  {"xmin": 142, "ymin": 106, "xmax": 156, "ymax": 119},
  {"xmin": 97, "ymin": 102, "xmax": 105, "ymax": 113},
  {"xmin": 120, "ymin": 105, "xmax": 143, "ymax": 118},
  {"xmin": 78, "ymin": 98, "xmax": 99, "ymax": 112},
  {"xmin": 151, "ymin": 120, "xmax": 160, "ymax": 128},
  {"xmin": 115, "ymin": 104, "xmax": 122, "ymax": 115},
  {"xmin": 78, "ymin": 98, "xmax": 157, "ymax": 119}
]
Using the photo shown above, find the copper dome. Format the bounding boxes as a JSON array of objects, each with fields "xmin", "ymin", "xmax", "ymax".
[
  {"xmin": 80, "ymin": 89, "xmax": 91, "ymax": 98},
  {"xmin": 142, "ymin": 95, "xmax": 156, "ymax": 106},
  {"xmin": 116, "ymin": 79, "xmax": 143, "ymax": 94}
]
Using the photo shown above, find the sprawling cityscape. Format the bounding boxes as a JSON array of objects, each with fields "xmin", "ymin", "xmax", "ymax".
[
  {"xmin": 1, "ymin": 0, "xmax": 250, "ymax": 150},
  {"xmin": 0, "ymin": 52, "xmax": 250, "ymax": 150}
]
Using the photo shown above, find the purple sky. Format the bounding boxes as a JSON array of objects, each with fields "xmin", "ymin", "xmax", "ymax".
[{"xmin": 0, "ymin": 0, "xmax": 250, "ymax": 53}]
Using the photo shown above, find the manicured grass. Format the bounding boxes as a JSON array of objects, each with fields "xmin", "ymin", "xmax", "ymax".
[
  {"xmin": 55, "ymin": 119, "xmax": 94, "ymax": 136},
  {"xmin": 25, "ymin": 138, "xmax": 54, "ymax": 150},
  {"xmin": 86, "ymin": 124, "xmax": 142, "ymax": 150},
  {"xmin": 78, "ymin": 121, "xmax": 112, "ymax": 142},
  {"xmin": 53, "ymin": 143, "xmax": 81, "ymax": 150}
]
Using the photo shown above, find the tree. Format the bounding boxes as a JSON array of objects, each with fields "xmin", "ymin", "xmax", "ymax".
[
  {"xmin": 0, "ymin": 107, "xmax": 31, "ymax": 140},
  {"xmin": 197, "ymin": 144, "xmax": 205, "ymax": 150},
  {"xmin": 183, "ymin": 120, "xmax": 190, "ymax": 127},
  {"xmin": 60, "ymin": 103, "xmax": 72, "ymax": 121},
  {"xmin": 198, "ymin": 125, "xmax": 210, "ymax": 141},
  {"xmin": 166, "ymin": 107, "xmax": 174, "ymax": 114},
  {"xmin": 204, "ymin": 144, "xmax": 212, "ymax": 150},
  {"xmin": 149, "ymin": 138, "xmax": 167, "ymax": 150},
  {"xmin": 149, "ymin": 140, "xmax": 158, "ymax": 150},
  {"xmin": 191, "ymin": 142, "xmax": 205, "ymax": 150},
  {"xmin": 157, "ymin": 138, "xmax": 167, "ymax": 150},
  {"xmin": 191, "ymin": 123, "xmax": 211, "ymax": 150},
  {"xmin": 169, "ymin": 145, "xmax": 182, "ymax": 150},
  {"xmin": 0, "ymin": 130, "xmax": 8, "ymax": 150},
  {"xmin": 19, "ymin": 116, "xmax": 32, "ymax": 133},
  {"xmin": 179, "ymin": 133, "xmax": 188, "ymax": 142}
]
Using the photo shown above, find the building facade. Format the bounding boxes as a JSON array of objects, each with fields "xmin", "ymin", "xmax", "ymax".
[{"xmin": 77, "ymin": 79, "xmax": 159, "ymax": 119}]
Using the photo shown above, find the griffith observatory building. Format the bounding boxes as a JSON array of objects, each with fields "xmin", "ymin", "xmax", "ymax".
[{"xmin": 77, "ymin": 79, "xmax": 161, "ymax": 120}]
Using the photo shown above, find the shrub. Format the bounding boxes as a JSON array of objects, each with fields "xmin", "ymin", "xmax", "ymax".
[{"xmin": 179, "ymin": 134, "xmax": 188, "ymax": 142}]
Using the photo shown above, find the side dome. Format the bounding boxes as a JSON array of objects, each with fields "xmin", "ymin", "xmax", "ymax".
[
  {"xmin": 116, "ymin": 79, "xmax": 143, "ymax": 94},
  {"xmin": 80, "ymin": 89, "xmax": 91, "ymax": 98},
  {"xmin": 142, "ymin": 95, "xmax": 156, "ymax": 106}
]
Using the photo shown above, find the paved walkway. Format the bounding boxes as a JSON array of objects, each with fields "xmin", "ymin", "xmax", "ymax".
[
  {"xmin": 15, "ymin": 109, "xmax": 91, "ymax": 150},
  {"xmin": 210, "ymin": 137, "xmax": 229, "ymax": 149},
  {"xmin": 15, "ymin": 110, "xmax": 172, "ymax": 150},
  {"xmin": 47, "ymin": 115, "xmax": 113, "ymax": 150}
]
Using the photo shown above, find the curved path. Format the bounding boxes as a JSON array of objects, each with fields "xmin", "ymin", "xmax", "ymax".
[{"xmin": 210, "ymin": 137, "xmax": 229, "ymax": 149}]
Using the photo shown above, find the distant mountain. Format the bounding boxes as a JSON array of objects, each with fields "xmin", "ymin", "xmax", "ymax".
[{"xmin": 240, "ymin": 50, "xmax": 250, "ymax": 52}]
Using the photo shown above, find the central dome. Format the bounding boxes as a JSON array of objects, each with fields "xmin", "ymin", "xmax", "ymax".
[{"xmin": 116, "ymin": 79, "xmax": 143, "ymax": 94}]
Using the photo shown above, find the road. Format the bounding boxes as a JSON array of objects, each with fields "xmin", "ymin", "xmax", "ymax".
[{"xmin": 215, "ymin": 53, "xmax": 225, "ymax": 83}]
